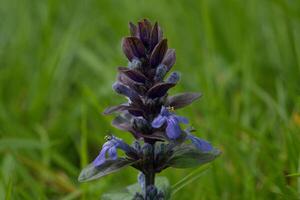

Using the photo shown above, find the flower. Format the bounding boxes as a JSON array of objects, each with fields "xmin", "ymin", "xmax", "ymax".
[
  {"xmin": 184, "ymin": 128, "xmax": 213, "ymax": 152},
  {"xmin": 151, "ymin": 106, "xmax": 188, "ymax": 139},
  {"xmin": 93, "ymin": 135, "xmax": 131, "ymax": 167},
  {"xmin": 187, "ymin": 134, "xmax": 213, "ymax": 152}
]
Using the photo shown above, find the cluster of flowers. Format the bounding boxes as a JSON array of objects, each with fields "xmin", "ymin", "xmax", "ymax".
[{"xmin": 78, "ymin": 19, "xmax": 220, "ymax": 200}]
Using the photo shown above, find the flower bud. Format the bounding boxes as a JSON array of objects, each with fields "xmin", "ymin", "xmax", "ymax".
[
  {"xmin": 129, "ymin": 58, "xmax": 142, "ymax": 69},
  {"xmin": 146, "ymin": 185, "xmax": 158, "ymax": 199},
  {"xmin": 132, "ymin": 140, "xmax": 142, "ymax": 154},
  {"xmin": 138, "ymin": 172, "xmax": 145, "ymax": 191},
  {"xmin": 154, "ymin": 64, "xmax": 168, "ymax": 82},
  {"xmin": 166, "ymin": 71, "xmax": 180, "ymax": 84},
  {"xmin": 112, "ymin": 82, "xmax": 140, "ymax": 102}
]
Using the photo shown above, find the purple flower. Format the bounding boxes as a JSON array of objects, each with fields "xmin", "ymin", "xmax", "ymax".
[
  {"xmin": 186, "ymin": 131, "xmax": 213, "ymax": 152},
  {"xmin": 93, "ymin": 136, "xmax": 130, "ymax": 167},
  {"xmin": 151, "ymin": 106, "xmax": 188, "ymax": 139}
]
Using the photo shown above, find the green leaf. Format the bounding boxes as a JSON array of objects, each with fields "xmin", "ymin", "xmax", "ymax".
[
  {"xmin": 167, "ymin": 144, "xmax": 221, "ymax": 168},
  {"xmin": 78, "ymin": 158, "xmax": 136, "ymax": 182}
]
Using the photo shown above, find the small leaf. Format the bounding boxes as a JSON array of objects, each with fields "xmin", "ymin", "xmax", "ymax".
[
  {"xmin": 103, "ymin": 104, "xmax": 128, "ymax": 115},
  {"xmin": 78, "ymin": 158, "xmax": 136, "ymax": 182},
  {"xmin": 166, "ymin": 92, "xmax": 202, "ymax": 109},
  {"xmin": 167, "ymin": 144, "xmax": 221, "ymax": 168},
  {"xmin": 111, "ymin": 114, "xmax": 140, "ymax": 139},
  {"xmin": 118, "ymin": 67, "xmax": 148, "ymax": 83},
  {"xmin": 150, "ymin": 22, "xmax": 163, "ymax": 50},
  {"xmin": 129, "ymin": 22, "xmax": 137, "ymax": 37},
  {"xmin": 138, "ymin": 131, "xmax": 167, "ymax": 141},
  {"xmin": 162, "ymin": 49, "xmax": 176, "ymax": 70},
  {"xmin": 150, "ymin": 39, "xmax": 168, "ymax": 67},
  {"xmin": 138, "ymin": 19, "xmax": 152, "ymax": 46},
  {"xmin": 112, "ymin": 114, "xmax": 133, "ymax": 132},
  {"xmin": 122, "ymin": 37, "xmax": 146, "ymax": 61},
  {"xmin": 147, "ymin": 82, "xmax": 175, "ymax": 98},
  {"xmin": 127, "ymin": 107, "xmax": 144, "ymax": 117},
  {"xmin": 104, "ymin": 103, "xmax": 144, "ymax": 116},
  {"xmin": 117, "ymin": 73, "xmax": 144, "ymax": 94}
]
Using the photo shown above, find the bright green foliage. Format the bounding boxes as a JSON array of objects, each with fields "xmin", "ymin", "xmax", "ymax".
[{"xmin": 0, "ymin": 0, "xmax": 300, "ymax": 199}]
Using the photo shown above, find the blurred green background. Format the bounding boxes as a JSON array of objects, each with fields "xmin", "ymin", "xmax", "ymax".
[{"xmin": 1, "ymin": 0, "xmax": 300, "ymax": 199}]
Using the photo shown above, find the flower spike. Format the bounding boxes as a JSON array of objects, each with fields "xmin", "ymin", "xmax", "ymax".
[{"xmin": 78, "ymin": 19, "xmax": 220, "ymax": 199}]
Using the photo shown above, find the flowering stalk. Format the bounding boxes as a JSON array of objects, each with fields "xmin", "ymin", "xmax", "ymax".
[{"xmin": 78, "ymin": 19, "xmax": 220, "ymax": 200}]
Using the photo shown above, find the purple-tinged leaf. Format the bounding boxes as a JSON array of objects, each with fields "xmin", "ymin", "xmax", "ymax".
[
  {"xmin": 111, "ymin": 114, "xmax": 142, "ymax": 139},
  {"xmin": 147, "ymin": 82, "xmax": 175, "ymax": 98},
  {"xmin": 118, "ymin": 67, "xmax": 148, "ymax": 83},
  {"xmin": 150, "ymin": 22, "xmax": 163, "ymax": 50},
  {"xmin": 166, "ymin": 92, "xmax": 202, "ymax": 109},
  {"xmin": 103, "ymin": 104, "xmax": 129, "ymax": 115},
  {"xmin": 117, "ymin": 73, "xmax": 144, "ymax": 94},
  {"xmin": 122, "ymin": 37, "xmax": 146, "ymax": 61},
  {"xmin": 112, "ymin": 113, "xmax": 132, "ymax": 129},
  {"xmin": 138, "ymin": 131, "xmax": 167, "ymax": 141},
  {"xmin": 78, "ymin": 158, "xmax": 137, "ymax": 182},
  {"xmin": 162, "ymin": 49, "xmax": 176, "ymax": 70},
  {"xmin": 150, "ymin": 39, "xmax": 168, "ymax": 67},
  {"xmin": 129, "ymin": 22, "xmax": 137, "ymax": 36},
  {"xmin": 127, "ymin": 107, "xmax": 144, "ymax": 117},
  {"xmin": 104, "ymin": 104, "xmax": 144, "ymax": 116},
  {"xmin": 138, "ymin": 19, "xmax": 152, "ymax": 46}
]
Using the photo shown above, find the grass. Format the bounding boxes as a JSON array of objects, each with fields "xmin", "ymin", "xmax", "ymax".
[{"xmin": 0, "ymin": 0, "xmax": 300, "ymax": 199}]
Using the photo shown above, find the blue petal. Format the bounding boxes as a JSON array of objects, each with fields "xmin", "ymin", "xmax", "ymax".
[
  {"xmin": 152, "ymin": 115, "xmax": 167, "ymax": 128},
  {"xmin": 108, "ymin": 146, "xmax": 118, "ymax": 160},
  {"xmin": 92, "ymin": 136, "xmax": 131, "ymax": 167},
  {"xmin": 188, "ymin": 134, "xmax": 213, "ymax": 152},
  {"xmin": 93, "ymin": 145, "xmax": 110, "ymax": 167},
  {"xmin": 166, "ymin": 117, "xmax": 182, "ymax": 139},
  {"xmin": 174, "ymin": 115, "xmax": 189, "ymax": 124}
]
